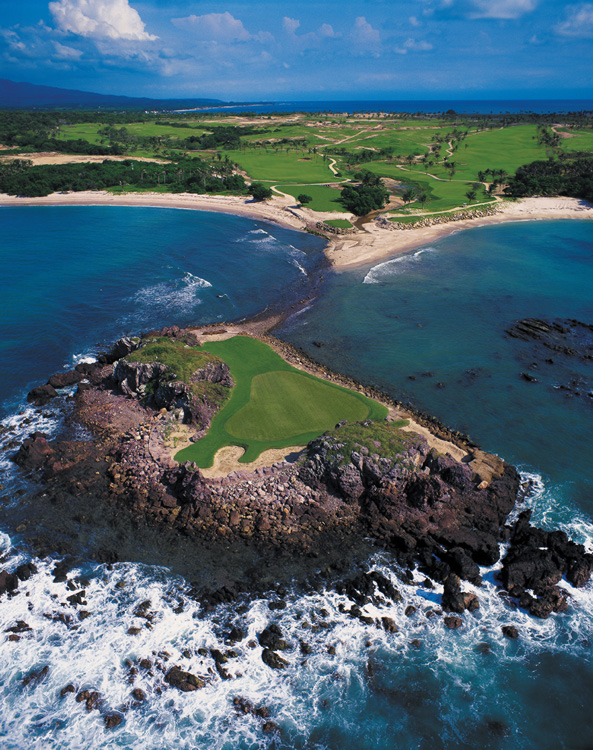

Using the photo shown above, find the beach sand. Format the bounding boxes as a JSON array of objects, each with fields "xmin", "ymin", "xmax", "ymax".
[
  {"xmin": 1, "ymin": 190, "xmax": 591, "ymax": 271},
  {"xmin": 328, "ymin": 197, "xmax": 593, "ymax": 269}
]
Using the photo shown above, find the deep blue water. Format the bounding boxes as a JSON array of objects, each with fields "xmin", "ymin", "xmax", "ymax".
[
  {"xmin": 195, "ymin": 99, "xmax": 593, "ymax": 115},
  {"xmin": 0, "ymin": 206, "xmax": 326, "ymax": 418},
  {"xmin": 0, "ymin": 210, "xmax": 592, "ymax": 749}
]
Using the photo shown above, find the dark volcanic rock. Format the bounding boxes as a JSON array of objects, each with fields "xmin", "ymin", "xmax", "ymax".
[
  {"xmin": 501, "ymin": 625, "xmax": 519, "ymax": 639},
  {"xmin": 0, "ymin": 570, "xmax": 19, "ymax": 596},
  {"xmin": 48, "ymin": 370, "xmax": 83, "ymax": 389},
  {"xmin": 498, "ymin": 510, "xmax": 592, "ymax": 617},
  {"xmin": 165, "ymin": 666, "xmax": 205, "ymax": 692},
  {"xmin": 104, "ymin": 713, "xmax": 123, "ymax": 729},
  {"xmin": 27, "ymin": 384, "xmax": 58, "ymax": 405},
  {"xmin": 261, "ymin": 649, "xmax": 288, "ymax": 670},
  {"xmin": 258, "ymin": 624, "xmax": 290, "ymax": 651},
  {"xmin": 22, "ymin": 665, "xmax": 49, "ymax": 687},
  {"xmin": 13, "ymin": 433, "xmax": 54, "ymax": 470},
  {"xmin": 442, "ymin": 575, "xmax": 479, "ymax": 614}
]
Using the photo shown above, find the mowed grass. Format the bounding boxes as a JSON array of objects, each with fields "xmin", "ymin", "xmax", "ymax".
[
  {"xmin": 59, "ymin": 121, "xmax": 207, "ymax": 142},
  {"xmin": 325, "ymin": 218, "xmax": 353, "ymax": 228},
  {"xmin": 557, "ymin": 128, "xmax": 593, "ymax": 153},
  {"xmin": 222, "ymin": 149, "xmax": 335, "ymax": 182},
  {"xmin": 277, "ymin": 184, "xmax": 348, "ymax": 212},
  {"xmin": 175, "ymin": 336, "xmax": 387, "ymax": 466},
  {"xmin": 364, "ymin": 162, "xmax": 493, "ymax": 212},
  {"xmin": 409, "ymin": 125, "xmax": 549, "ymax": 182}
]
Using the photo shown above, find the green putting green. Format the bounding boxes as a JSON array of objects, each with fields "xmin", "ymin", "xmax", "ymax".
[
  {"xmin": 226, "ymin": 370, "xmax": 370, "ymax": 441},
  {"xmin": 174, "ymin": 336, "xmax": 387, "ymax": 467}
]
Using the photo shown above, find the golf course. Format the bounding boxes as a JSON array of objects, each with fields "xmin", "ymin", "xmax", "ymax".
[{"xmin": 174, "ymin": 336, "xmax": 387, "ymax": 467}]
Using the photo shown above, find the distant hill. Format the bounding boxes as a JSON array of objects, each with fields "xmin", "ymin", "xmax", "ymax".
[{"xmin": 0, "ymin": 78, "xmax": 225, "ymax": 111}]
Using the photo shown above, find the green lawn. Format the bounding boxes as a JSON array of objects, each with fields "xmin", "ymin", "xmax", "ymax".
[
  {"xmin": 222, "ymin": 149, "xmax": 335, "ymax": 182},
  {"xmin": 325, "ymin": 218, "xmax": 353, "ymax": 228},
  {"xmin": 557, "ymin": 128, "xmax": 593, "ymax": 153},
  {"xmin": 59, "ymin": 121, "xmax": 207, "ymax": 142},
  {"xmin": 364, "ymin": 162, "xmax": 494, "ymax": 212},
  {"xmin": 277, "ymin": 184, "xmax": 348, "ymax": 212},
  {"xmin": 409, "ymin": 125, "xmax": 549, "ymax": 182},
  {"xmin": 175, "ymin": 336, "xmax": 387, "ymax": 466}
]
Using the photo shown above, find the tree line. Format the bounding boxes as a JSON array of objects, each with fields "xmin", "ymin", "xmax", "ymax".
[
  {"xmin": 505, "ymin": 155, "xmax": 593, "ymax": 203},
  {"xmin": 0, "ymin": 156, "xmax": 246, "ymax": 197}
]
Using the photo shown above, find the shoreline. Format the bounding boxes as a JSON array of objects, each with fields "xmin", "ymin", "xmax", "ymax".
[{"xmin": 2, "ymin": 190, "xmax": 592, "ymax": 272}]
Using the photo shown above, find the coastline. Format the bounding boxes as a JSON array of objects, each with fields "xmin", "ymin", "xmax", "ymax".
[
  {"xmin": 329, "ymin": 196, "xmax": 593, "ymax": 270},
  {"xmin": 2, "ymin": 190, "xmax": 592, "ymax": 272}
]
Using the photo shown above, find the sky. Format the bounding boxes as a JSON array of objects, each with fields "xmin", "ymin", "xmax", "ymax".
[{"xmin": 1, "ymin": 0, "xmax": 592, "ymax": 101}]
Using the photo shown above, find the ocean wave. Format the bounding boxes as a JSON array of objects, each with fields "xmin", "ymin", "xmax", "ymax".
[
  {"xmin": 126, "ymin": 272, "xmax": 212, "ymax": 319},
  {"xmin": 363, "ymin": 247, "xmax": 437, "ymax": 284},
  {"xmin": 0, "ymin": 523, "xmax": 592, "ymax": 748}
]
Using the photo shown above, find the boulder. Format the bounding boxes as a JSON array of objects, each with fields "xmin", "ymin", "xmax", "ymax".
[
  {"xmin": 13, "ymin": 433, "xmax": 54, "ymax": 470},
  {"xmin": 27, "ymin": 384, "xmax": 58, "ymax": 405},
  {"xmin": 442, "ymin": 574, "xmax": 479, "ymax": 613},
  {"xmin": 165, "ymin": 666, "xmax": 205, "ymax": 692},
  {"xmin": 48, "ymin": 371, "xmax": 83, "ymax": 389},
  {"xmin": 261, "ymin": 649, "xmax": 288, "ymax": 670}
]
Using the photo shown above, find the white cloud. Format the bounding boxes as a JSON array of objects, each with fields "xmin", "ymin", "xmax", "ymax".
[
  {"xmin": 283, "ymin": 17, "xmax": 301, "ymax": 35},
  {"xmin": 395, "ymin": 37, "xmax": 434, "ymax": 54},
  {"xmin": 319, "ymin": 23, "xmax": 340, "ymax": 38},
  {"xmin": 468, "ymin": 0, "xmax": 537, "ymax": 19},
  {"xmin": 555, "ymin": 3, "xmax": 593, "ymax": 37},
  {"xmin": 409, "ymin": 16, "xmax": 421, "ymax": 27},
  {"xmin": 350, "ymin": 16, "xmax": 381, "ymax": 49},
  {"xmin": 171, "ymin": 12, "xmax": 251, "ymax": 42},
  {"xmin": 53, "ymin": 40, "xmax": 83, "ymax": 58},
  {"xmin": 49, "ymin": 0, "xmax": 157, "ymax": 41}
]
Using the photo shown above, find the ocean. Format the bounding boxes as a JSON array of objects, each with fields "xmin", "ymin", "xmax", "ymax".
[
  {"xmin": 0, "ymin": 208, "xmax": 592, "ymax": 748},
  {"xmin": 193, "ymin": 99, "xmax": 593, "ymax": 115}
]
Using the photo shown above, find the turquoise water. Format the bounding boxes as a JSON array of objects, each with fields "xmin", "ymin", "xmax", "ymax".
[
  {"xmin": 281, "ymin": 220, "xmax": 593, "ymax": 534},
  {"xmin": 0, "ymin": 210, "xmax": 592, "ymax": 748}
]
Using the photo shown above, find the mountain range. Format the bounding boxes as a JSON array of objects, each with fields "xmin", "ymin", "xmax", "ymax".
[{"xmin": 0, "ymin": 78, "xmax": 226, "ymax": 110}]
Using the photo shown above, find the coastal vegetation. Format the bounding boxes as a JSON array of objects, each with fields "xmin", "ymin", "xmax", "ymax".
[
  {"xmin": 1, "ymin": 108, "xmax": 592, "ymax": 214},
  {"xmin": 174, "ymin": 336, "xmax": 387, "ymax": 466},
  {"xmin": 504, "ymin": 154, "xmax": 593, "ymax": 202}
]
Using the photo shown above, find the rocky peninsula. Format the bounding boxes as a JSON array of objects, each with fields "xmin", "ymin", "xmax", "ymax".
[{"xmin": 11, "ymin": 324, "xmax": 593, "ymax": 622}]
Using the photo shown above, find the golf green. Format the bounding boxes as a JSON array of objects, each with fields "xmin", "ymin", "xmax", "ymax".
[{"xmin": 174, "ymin": 336, "xmax": 387, "ymax": 466}]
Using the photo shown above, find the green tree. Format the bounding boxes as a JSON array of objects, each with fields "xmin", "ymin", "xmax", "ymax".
[
  {"xmin": 249, "ymin": 182, "xmax": 273, "ymax": 201},
  {"xmin": 465, "ymin": 188, "xmax": 478, "ymax": 203},
  {"xmin": 402, "ymin": 188, "xmax": 417, "ymax": 205},
  {"xmin": 297, "ymin": 193, "xmax": 313, "ymax": 205}
]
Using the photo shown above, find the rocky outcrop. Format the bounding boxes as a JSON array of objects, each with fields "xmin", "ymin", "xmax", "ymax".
[
  {"xmin": 498, "ymin": 509, "xmax": 592, "ymax": 618},
  {"xmin": 378, "ymin": 204, "xmax": 500, "ymax": 232},
  {"xmin": 112, "ymin": 350, "xmax": 232, "ymax": 426},
  {"xmin": 300, "ymin": 423, "xmax": 519, "ymax": 572},
  {"xmin": 11, "ymin": 326, "xmax": 592, "ymax": 621}
]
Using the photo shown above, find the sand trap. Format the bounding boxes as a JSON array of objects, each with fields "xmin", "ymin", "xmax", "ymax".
[{"xmin": 200, "ymin": 445, "xmax": 305, "ymax": 478}]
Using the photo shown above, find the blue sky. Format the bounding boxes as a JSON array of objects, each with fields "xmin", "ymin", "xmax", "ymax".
[{"xmin": 1, "ymin": 0, "xmax": 592, "ymax": 100}]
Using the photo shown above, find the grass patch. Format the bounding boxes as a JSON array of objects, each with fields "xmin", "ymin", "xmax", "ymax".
[
  {"xmin": 277, "ymin": 184, "xmax": 348, "ymax": 212},
  {"xmin": 324, "ymin": 219, "xmax": 353, "ymax": 228},
  {"xmin": 222, "ymin": 149, "xmax": 335, "ymax": 182},
  {"xmin": 174, "ymin": 336, "xmax": 387, "ymax": 466}
]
